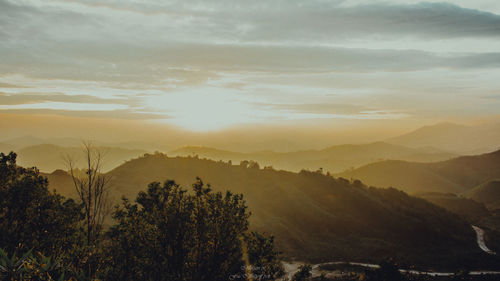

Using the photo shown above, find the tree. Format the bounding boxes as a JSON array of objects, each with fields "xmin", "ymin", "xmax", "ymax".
[
  {"xmin": 292, "ymin": 264, "xmax": 312, "ymax": 281},
  {"xmin": 364, "ymin": 259, "xmax": 404, "ymax": 281},
  {"xmin": 0, "ymin": 152, "xmax": 82, "ymax": 257},
  {"xmin": 67, "ymin": 142, "xmax": 111, "ymax": 245},
  {"xmin": 66, "ymin": 142, "xmax": 111, "ymax": 278},
  {"xmin": 244, "ymin": 232, "xmax": 284, "ymax": 279},
  {"xmin": 248, "ymin": 161, "xmax": 260, "ymax": 169},
  {"xmin": 105, "ymin": 178, "xmax": 283, "ymax": 281}
]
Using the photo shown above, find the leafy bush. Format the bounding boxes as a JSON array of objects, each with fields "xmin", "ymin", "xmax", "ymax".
[
  {"xmin": 104, "ymin": 178, "xmax": 283, "ymax": 280},
  {"xmin": 0, "ymin": 152, "xmax": 83, "ymax": 257},
  {"xmin": 0, "ymin": 248, "xmax": 87, "ymax": 281}
]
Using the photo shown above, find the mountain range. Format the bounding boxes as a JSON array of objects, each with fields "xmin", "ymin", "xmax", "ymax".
[
  {"xmin": 43, "ymin": 153, "xmax": 499, "ymax": 269},
  {"xmin": 1, "ymin": 140, "xmax": 457, "ymax": 175},
  {"xmin": 3, "ymin": 121, "xmax": 500, "ymax": 174},
  {"xmin": 15, "ymin": 144, "xmax": 147, "ymax": 172},
  {"xmin": 387, "ymin": 122, "xmax": 500, "ymax": 154},
  {"xmin": 170, "ymin": 142, "xmax": 456, "ymax": 174}
]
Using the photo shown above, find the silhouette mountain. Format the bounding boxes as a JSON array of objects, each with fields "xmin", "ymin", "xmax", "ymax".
[
  {"xmin": 16, "ymin": 144, "xmax": 146, "ymax": 172},
  {"xmin": 338, "ymin": 150, "xmax": 500, "ymax": 194},
  {"xmin": 387, "ymin": 122, "xmax": 500, "ymax": 154},
  {"xmin": 171, "ymin": 142, "xmax": 455, "ymax": 174}
]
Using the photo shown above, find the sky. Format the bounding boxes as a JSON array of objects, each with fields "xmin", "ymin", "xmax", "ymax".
[{"xmin": 1, "ymin": 0, "xmax": 500, "ymax": 148}]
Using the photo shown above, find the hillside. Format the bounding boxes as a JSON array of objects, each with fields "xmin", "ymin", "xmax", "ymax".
[
  {"xmin": 42, "ymin": 169, "xmax": 78, "ymax": 199},
  {"xmin": 338, "ymin": 150, "xmax": 500, "ymax": 194},
  {"xmin": 466, "ymin": 181, "xmax": 500, "ymax": 210},
  {"xmin": 170, "ymin": 142, "xmax": 456, "ymax": 174},
  {"xmin": 14, "ymin": 144, "xmax": 147, "ymax": 172},
  {"xmin": 387, "ymin": 122, "xmax": 500, "ymax": 154},
  {"xmin": 46, "ymin": 153, "xmax": 497, "ymax": 269},
  {"xmin": 415, "ymin": 192, "xmax": 490, "ymax": 223}
]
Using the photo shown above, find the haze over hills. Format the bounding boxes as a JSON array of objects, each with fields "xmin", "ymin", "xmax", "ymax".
[
  {"xmin": 1, "ymin": 136, "xmax": 84, "ymax": 150},
  {"xmin": 0, "ymin": 136, "xmax": 163, "ymax": 152},
  {"xmin": 1, "ymin": 133, "xmax": 457, "ymax": 174},
  {"xmin": 43, "ymin": 153, "xmax": 498, "ymax": 269},
  {"xmin": 338, "ymin": 149, "xmax": 500, "ymax": 194},
  {"xmin": 387, "ymin": 122, "xmax": 500, "ymax": 154},
  {"xmin": 0, "ymin": 142, "xmax": 16, "ymax": 154},
  {"xmin": 15, "ymin": 144, "xmax": 147, "ymax": 173},
  {"xmin": 2, "ymin": 120, "xmax": 499, "ymax": 156},
  {"xmin": 170, "ymin": 142, "xmax": 456, "ymax": 174}
]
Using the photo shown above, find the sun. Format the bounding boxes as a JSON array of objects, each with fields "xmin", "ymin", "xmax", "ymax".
[{"xmin": 147, "ymin": 88, "xmax": 258, "ymax": 131}]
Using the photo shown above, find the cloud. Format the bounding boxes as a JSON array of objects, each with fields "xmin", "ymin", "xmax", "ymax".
[
  {"xmin": 1, "ymin": 0, "xmax": 500, "ymax": 128},
  {"xmin": 236, "ymin": 2, "xmax": 500, "ymax": 42},
  {"xmin": 7, "ymin": 1, "xmax": 500, "ymax": 49},
  {"xmin": 481, "ymin": 94, "xmax": 500, "ymax": 100},
  {"xmin": 253, "ymin": 102, "xmax": 408, "ymax": 120},
  {"xmin": 257, "ymin": 102, "xmax": 373, "ymax": 115},
  {"xmin": 0, "ymin": 91, "xmax": 163, "ymax": 120},
  {"xmin": 0, "ymin": 92, "xmax": 138, "ymax": 106},
  {"xmin": 2, "ymin": 0, "xmax": 500, "ymax": 86},
  {"xmin": 3, "ymin": 0, "xmax": 500, "ymax": 48},
  {"xmin": 2, "ymin": 42, "xmax": 500, "ymax": 88},
  {"xmin": 0, "ymin": 82, "xmax": 28, "ymax": 88},
  {"xmin": 449, "ymin": 53, "xmax": 500, "ymax": 68},
  {"xmin": 0, "ymin": 108, "xmax": 169, "ymax": 120}
]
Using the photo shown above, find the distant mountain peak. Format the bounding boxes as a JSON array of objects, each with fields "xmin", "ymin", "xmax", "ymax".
[
  {"xmin": 398, "ymin": 122, "xmax": 466, "ymax": 135},
  {"xmin": 50, "ymin": 169, "xmax": 69, "ymax": 176},
  {"xmin": 387, "ymin": 121, "xmax": 500, "ymax": 154}
]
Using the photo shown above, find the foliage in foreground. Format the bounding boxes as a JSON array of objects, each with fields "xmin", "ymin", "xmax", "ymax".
[
  {"xmin": 0, "ymin": 248, "xmax": 87, "ymax": 281},
  {"xmin": 0, "ymin": 152, "xmax": 283, "ymax": 280},
  {"xmin": 0, "ymin": 152, "xmax": 82, "ymax": 257},
  {"xmin": 105, "ymin": 178, "xmax": 283, "ymax": 280}
]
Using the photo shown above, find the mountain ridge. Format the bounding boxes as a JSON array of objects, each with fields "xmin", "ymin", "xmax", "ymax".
[
  {"xmin": 15, "ymin": 144, "xmax": 147, "ymax": 173},
  {"xmin": 387, "ymin": 122, "xmax": 500, "ymax": 154},
  {"xmin": 338, "ymin": 149, "xmax": 500, "ymax": 194},
  {"xmin": 466, "ymin": 180, "xmax": 500, "ymax": 210},
  {"xmin": 170, "ymin": 141, "xmax": 456, "ymax": 174},
  {"xmin": 43, "ymin": 153, "xmax": 498, "ymax": 268}
]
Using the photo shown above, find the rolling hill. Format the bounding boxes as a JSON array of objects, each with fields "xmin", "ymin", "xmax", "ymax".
[
  {"xmin": 338, "ymin": 149, "xmax": 500, "ymax": 194},
  {"xmin": 170, "ymin": 142, "xmax": 456, "ymax": 174},
  {"xmin": 466, "ymin": 181, "xmax": 500, "ymax": 211},
  {"xmin": 45, "ymin": 153, "xmax": 498, "ymax": 269},
  {"xmin": 415, "ymin": 192, "xmax": 490, "ymax": 223},
  {"xmin": 387, "ymin": 122, "xmax": 500, "ymax": 154},
  {"xmin": 14, "ymin": 144, "xmax": 147, "ymax": 172},
  {"xmin": 43, "ymin": 169, "xmax": 78, "ymax": 199}
]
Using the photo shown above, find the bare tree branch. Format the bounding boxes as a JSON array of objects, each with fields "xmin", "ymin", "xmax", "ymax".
[{"xmin": 66, "ymin": 142, "xmax": 111, "ymax": 248}]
